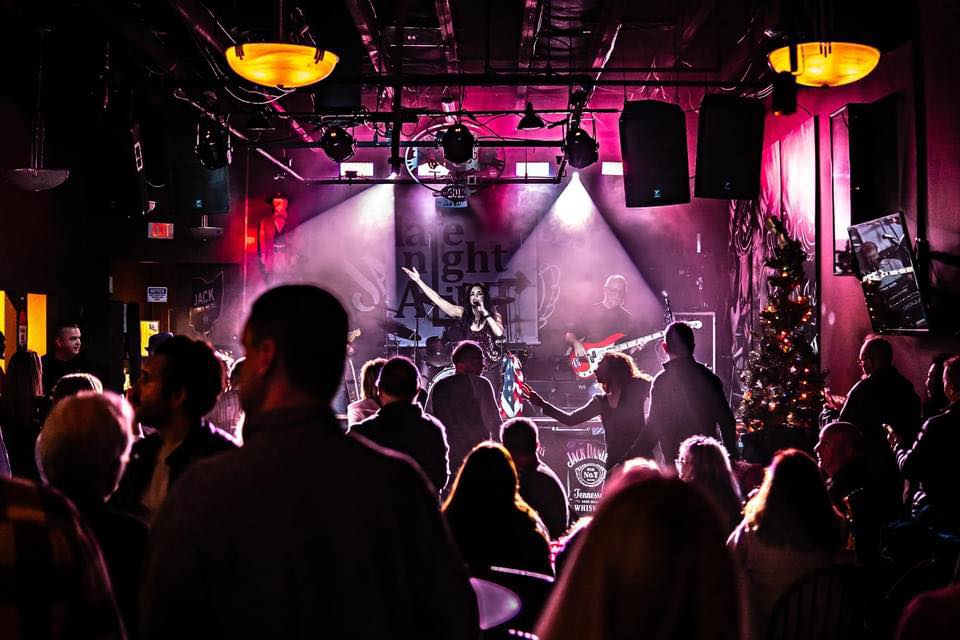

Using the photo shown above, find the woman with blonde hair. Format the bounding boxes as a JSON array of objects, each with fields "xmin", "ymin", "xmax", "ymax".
[
  {"xmin": 537, "ymin": 473, "xmax": 743, "ymax": 640},
  {"xmin": 347, "ymin": 357, "xmax": 387, "ymax": 427},
  {"xmin": 677, "ymin": 435, "xmax": 743, "ymax": 535},
  {"xmin": 728, "ymin": 449, "xmax": 846, "ymax": 639}
]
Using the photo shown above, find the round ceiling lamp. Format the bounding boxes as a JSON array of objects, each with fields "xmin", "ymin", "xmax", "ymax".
[
  {"xmin": 767, "ymin": 41, "xmax": 880, "ymax": 87},
  {"xmin": 225, "ymin": 43, "xmax": 339, "ymax": 89}
]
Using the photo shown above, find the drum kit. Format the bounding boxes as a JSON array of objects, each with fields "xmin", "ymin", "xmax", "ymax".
[{"xmin": 375, "ymin": 297, "xmax": 522, "ymax": 390}]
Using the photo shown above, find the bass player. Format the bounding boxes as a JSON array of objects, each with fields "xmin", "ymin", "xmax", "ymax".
[{"xmin": 565, "ymin": 274, "xmax": 639, "ymax": 361}]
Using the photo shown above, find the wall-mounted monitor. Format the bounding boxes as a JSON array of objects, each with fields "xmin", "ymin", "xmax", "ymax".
[{"xmin": 848, "ymin": 212, "xmax": 929, "ymax": 333}]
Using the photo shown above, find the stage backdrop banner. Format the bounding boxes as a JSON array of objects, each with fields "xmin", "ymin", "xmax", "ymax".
[{"xmin": 394, "ymin": 209, "xmax": 539, "ymax": 345}]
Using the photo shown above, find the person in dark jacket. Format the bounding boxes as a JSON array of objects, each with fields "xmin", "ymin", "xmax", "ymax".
[
  {"xmin": 836, "ymin": 337, "xmax": 921, "ymax": 512},
  {"xmin": 816, "ymin": 421, "xmax": 902, "ymax": 564},
  {"xmin": 141, "ymin": 285, "xmax": 478, "ymax": 639},
  {"xmin": 443, "ymin": 442, "xmax": 553, "ymax": 576},
  {"xmin": 646, "ymin": 322, "xmax": 738, "ymax": 464},
  {"xmin": 37, "ymin": 391, "xmax": 148, "ymax": 636},
  {"xmin": 111, "ymin": 336, "xmax": 237, "ymax": 520},
  {"xmin": 839, "ymin": 337, "xmax": 922, "ymax": 449},
  {"xmin": 888, "ymin": 355, "xmax": 960, "ymax": 533},
  {"xmin": 523, "ymin": 351, "xmax": 651, "ymax": 470},
  {"xmin": 500, "ymin": 417, "xmax": 570, "ymax": 539},
  {"xmin": 426, "ymin": 341, "xmax": 501, "ymax": 474},
  {"xmin": 350, "ymin": 356, "xmax": 450, "ymax": 494}
]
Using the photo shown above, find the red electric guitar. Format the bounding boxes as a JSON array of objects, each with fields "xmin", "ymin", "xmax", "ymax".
[{"xmin": 568, "ymin": 321, "xmax": 703, "ymax": 379}]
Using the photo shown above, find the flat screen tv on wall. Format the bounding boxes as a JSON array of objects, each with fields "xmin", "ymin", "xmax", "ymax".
[{"xmin": 848, "ymin": 212, "xmax": 929, "ymax": 334}]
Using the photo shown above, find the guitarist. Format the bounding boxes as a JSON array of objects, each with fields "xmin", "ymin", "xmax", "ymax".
[
  {"xmin": 859, "ymin": 241, "xmax": 907, "ymax": 287},
  {"xmin": 565, "ymin": 275, "xmax": 639, "ymax": 361}
]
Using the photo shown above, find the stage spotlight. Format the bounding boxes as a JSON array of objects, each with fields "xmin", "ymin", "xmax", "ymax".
[
  {"xmin": 195, "ymin": 117, "xmax": 232, "ymax": 169},
  {"xmin": 320, "ymin": 126, "xmax": 355, "ymax": 163},
  {"xmin": 772, "ymin": 71, "xmax": 798, "ymax": 116},
  {"xmin": 517, "ymin": 102, "xmax": 545, "ymax": 130},
  {"xmin": 441, "ymin": 123, "xmax": 475, "ymax": 164},
  {"xmin": 564, "ymin": 126, "xmax": 598, "ymax": 169}
]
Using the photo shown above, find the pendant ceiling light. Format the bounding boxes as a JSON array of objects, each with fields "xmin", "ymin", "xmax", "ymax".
[
  {"xmin": 224, "ymin": 1, "xmax": 338, "ymax": 89},
  {"xmin": 226, "ymin": 44, "xmax": 338, "ymax": 89},
  {"xmin": 5, "ymin": 29, "xmax": 69, "ymax": 192},
  {"xmin": 767, "ymin": 41, "xmax": 880, "ymax": 87}
]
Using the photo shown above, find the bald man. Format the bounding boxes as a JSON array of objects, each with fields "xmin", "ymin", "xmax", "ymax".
[
  {"xmin": 839, "ymin": 337, "xmax": 921, "ymax": 447},
  {"xmin": 565, "ymin": 275, "xmax": 639, "ymax": 359},
  {"xmin": 816, "ymin": 421, "xmax": 901, "ymax": 564}
]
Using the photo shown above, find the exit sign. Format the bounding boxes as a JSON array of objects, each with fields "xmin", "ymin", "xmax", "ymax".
[{"xmin": 147, "ymin": 222, "xmax": 175, "ymax": 240}]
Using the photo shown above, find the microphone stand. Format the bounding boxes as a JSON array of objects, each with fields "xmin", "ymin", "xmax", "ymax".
[{"xmin": 662, "ymin": 290, "xmax": 674, "ymax": 326}]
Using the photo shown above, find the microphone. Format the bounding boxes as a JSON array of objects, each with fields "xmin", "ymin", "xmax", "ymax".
[{"xmin": 661, "ymin": 290, "xmax": 669, "ymax": 300}]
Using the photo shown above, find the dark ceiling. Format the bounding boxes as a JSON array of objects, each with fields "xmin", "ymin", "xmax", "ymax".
[{"xmin": 0, "ymin": 0, "xmax": 914, "ymax": 189}]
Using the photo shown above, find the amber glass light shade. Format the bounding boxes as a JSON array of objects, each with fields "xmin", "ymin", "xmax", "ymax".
[
  {"xmin": 768, "ymin": 42, "xmax": 880, "ymax": 87},
  {"xmin": 225, "ymin": 43, "xmax": 339, "ymax": 89}
]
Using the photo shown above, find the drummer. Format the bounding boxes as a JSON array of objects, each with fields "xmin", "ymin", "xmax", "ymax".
[{"xmin": 425, "ymin": 341, "xmax": 502, "ymax": 475}]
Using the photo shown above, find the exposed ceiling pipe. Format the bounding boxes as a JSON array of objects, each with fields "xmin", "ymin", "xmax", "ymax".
[
  {"xmin": 582, "ymin": 0, "xmax": 630, "ymax": 104},
  {"xmin": 342, "ymin": 0, "xmax": 394, "ymax": 102},
  {"xmin": 90, "ymin": 0, "xmax": 180, "ymax": 76},
  {"xmin": 515, "ymin": 0, "xmax": 543, "ymax": 104},
  {"xmin": 313, "ymin": 73, "xmax": 763, "ymax": 87},
  {"xmin": 433, "ymin": 0, "xmax": 460, "ymax": 74},
  {"xmin": 163, "ymin": 0, "xmax": 234, "ymax": 53},
  {"xmin": 636, "ymin": 0, "xmax": 717, "ymax": 101},
  {"xmin": 164, "ymin": 0, "xmax": 321, "ymax": 153}
]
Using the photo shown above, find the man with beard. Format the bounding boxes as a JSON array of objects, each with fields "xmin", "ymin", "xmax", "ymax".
[
  {"xmin": 111, "ymin": 335, "xmax": 237, "ymax": 520},
  {"xmin": 141, "ymin": 285, "xmax": 478, "ymax": 639}
]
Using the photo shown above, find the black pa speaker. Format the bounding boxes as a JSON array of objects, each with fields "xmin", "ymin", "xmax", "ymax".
[
  {"xmin": 694, "ymin": 94, "xmax": 765, "ymax": 199},
  {"xmin": 168, "ymin": 127, "xmax": 230, "ymax": 215},
  {"xmin": 848, "ymin": 96, "xmax": 900, "ymax": 224},
  {"xmin": 619, "ymin": 100, "xmax": 690, "ymax": 207}
]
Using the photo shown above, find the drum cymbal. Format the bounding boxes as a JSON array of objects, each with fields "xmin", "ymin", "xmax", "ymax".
[
  {"xmin": 490, "ymin": 296, "xmax": 515, "ymax": 306},
  {"xmin": 377, "ymin": 318, "xmax": 420, "ymax": 341}
]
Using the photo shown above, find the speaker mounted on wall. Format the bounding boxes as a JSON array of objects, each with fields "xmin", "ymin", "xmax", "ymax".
[
  {"xmin": 694, "ymin": 94, "xmax": 765, "ymax": 200},
  {"xmin": 619, "ymin": 100, "xmax": 690, "ymax": 207},
  {"xmin": 168, "ymin": 126, "xmax": 231, "ymax": 215}
]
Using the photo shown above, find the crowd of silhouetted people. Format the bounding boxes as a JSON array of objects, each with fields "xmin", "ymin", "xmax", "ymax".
[{"xmin": 0, "ymin": 285, "xmax": 958, "ymax": 639}]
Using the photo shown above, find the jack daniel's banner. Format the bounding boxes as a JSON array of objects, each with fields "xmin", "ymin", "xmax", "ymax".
[
  {"xmin": 539, "ymin": 424, "xmax": 607, "ymax": 517},
  {"xmin": 189, "ymin": 272, "xmax": 223, "ymax": 334}
]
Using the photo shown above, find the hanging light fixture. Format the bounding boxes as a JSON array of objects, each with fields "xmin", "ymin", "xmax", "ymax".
[
  {"xmin": 319, "ymin": 126, "xmax": 355, "ymax": 163},
  {"xmin": 517, "ymin": 102, "xmax": 545, "ymax": 130},
  {"xmin": 564, "ymin": 127, "xmax": 598, "ymax": 169},
  {"xmin": 225, "ymin": 1, "xmax": 338, "ymax": 89},
  {"xmin": 5, "ymin": 30, "xmax": 69, "ymax": 191},
  {"xmin": 768, "ymin": 41, "xmax": 879, "ymax": 87}
]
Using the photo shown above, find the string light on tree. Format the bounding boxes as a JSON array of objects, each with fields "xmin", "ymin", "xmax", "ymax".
[{"xmin": 737, "ymin": 216, "xmax": 826, "ymax": 433}]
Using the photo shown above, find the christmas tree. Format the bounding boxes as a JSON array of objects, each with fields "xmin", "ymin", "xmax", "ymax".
[{"xmin": 737, "ymin": 216, "xmax": 826, "ymax": 432}]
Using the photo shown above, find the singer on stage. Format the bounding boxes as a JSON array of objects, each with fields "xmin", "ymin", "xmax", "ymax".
[{"xmin": 401, "ymin": 267, "xmax": 504, "ymax": 371}]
